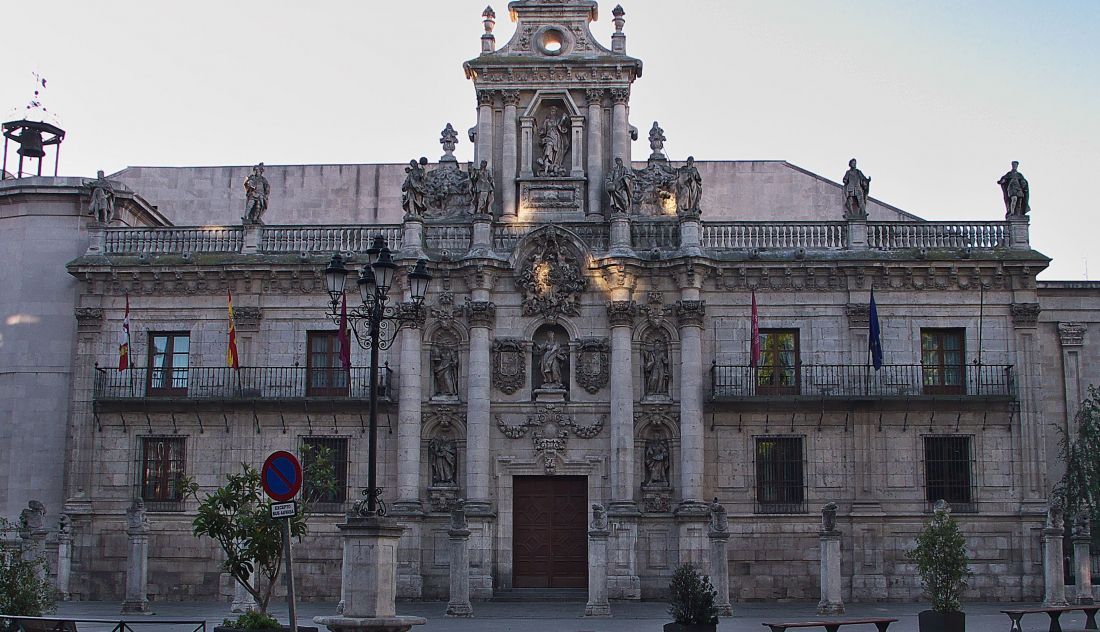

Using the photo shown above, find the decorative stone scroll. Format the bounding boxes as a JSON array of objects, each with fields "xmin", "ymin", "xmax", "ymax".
[
  {"xmin": 497, "ymin": 405, "xmax": 605, "ymax": 474},
  {"xmin": 515, "ymin": 229, "xmax": 588, "ymax": 319},
  {"xmin": 1058, "ymin": 322, "xmax": 1087, "ymax": 347},
  {"xmin": 575, "ymin": 338, "xmax": 610, "ymax": 394},
  {"xmin": 1011, "ymin": 302, "xmax": 1041, "ymax": 328},
  {"xmin": 492, "ymin": 338, "xmax": 527, "ymax": 394}
]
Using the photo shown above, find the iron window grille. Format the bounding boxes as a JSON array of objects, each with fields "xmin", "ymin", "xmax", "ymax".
[
  {"xmin": 140, "ymin": 436, "xmax": 186, "ymax": 511},
  {"xmin": 923, "ymin": 435, "xmax": 976, "ymax": 513},
  {"xmin": 301, "ymin": 436, "xmax": 349, "ymax": 512},
  {"xmin": 755, "ymin": 435, "xmax": 807, "ymax": 514}
]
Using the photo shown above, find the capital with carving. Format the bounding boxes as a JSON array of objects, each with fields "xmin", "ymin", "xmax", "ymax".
[
  {"xmin": 584, "ymin": 88, "xmax": 604, "ymax": 107},
  {"xmin": 399, "ymin": 302, "xmax": 427, "ymax": 329},
  {"xmin": 465, "ymin": 300, "xmax": 496, "ymax": 329},
  {"xmin": 606, "ymin": 300, "xmax": 637, "ymax": 327},
  {"xmin": 845, "ymin": 304, "xmax": 870, "ymax": 328},
  {"xmin": 676, "ymin": 300, "xmax": 706, "ymax": 328},
  {"xmin": 477, "ymin": 89, "xmax": 496, "ymax": 108},
  {"xmin": 1010, "ymin": 302, "xmax": 1041, "ymax": 328},
  {"xmin": 75, "ymin": 307, "xmax": 104, "ymax": 331},
  {"xmin": 610, "ymin": 88, "xmax": 630, "ymax": 104},
  {"xmin": 501, "ymin": 90, "xmax": 521, "ymax": 107},
  {"xmin": 1058, "ymin": 322, "xmax": 1086, "ymax": 347}
]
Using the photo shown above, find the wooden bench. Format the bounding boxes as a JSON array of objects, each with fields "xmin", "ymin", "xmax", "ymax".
[
  {"xmin": 1002, "ymin": 605, "xmax": 1099, "ymax": 632},
  {"xmin": 761, "ymin": 618, "xmax": 897, "ymax": 632}
]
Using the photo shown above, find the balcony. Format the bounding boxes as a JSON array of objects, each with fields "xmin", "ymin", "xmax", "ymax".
[
  {"xmin": 711, "ymin": 363, "xmax": 1015, "ymax": 406},
  {"xmin": 94, "ymin": 365, "xmax": 394, "ymax": 411}
]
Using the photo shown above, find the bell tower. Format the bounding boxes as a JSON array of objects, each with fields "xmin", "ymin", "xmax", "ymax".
[{"xmin": 464, "ymin": 1, "xmax": 643, "ymax": 222}]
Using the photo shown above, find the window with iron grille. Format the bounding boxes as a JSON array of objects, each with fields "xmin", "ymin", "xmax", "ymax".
[
  {"xmin": 755, "ymin": 436, "xmax": 806, "ymax": 513},
  {"xmin": 301, "ymin": 436, "xmax": 349, "ymax": 509},
  {"xmin": 307, "ymin": 331, "xmax": 349, "ymax": 396},
  {"xmin": 148, "ymin": 332, "xmax": 190, "ymax": 395},
  {"xmin": 921, "ymin": 328, "xmax": 965, "ymax": 395},
  {"xmin": 924, "ymin": 435, "xmax": 974, "ymax": 511},
  {"xmin": 140, "ymin": 437, "xmax": 185, "ymax": 510}
]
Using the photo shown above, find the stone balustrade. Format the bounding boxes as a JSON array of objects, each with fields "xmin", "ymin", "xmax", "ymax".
[
  {"xmin": 701, "ymin": 221, "xmax": 848, "ymax": 250},
  {"xmin": 260, "ymin": 225, "xmax": 402, "ymax": 253},
  {"xmin": 493, "ymin": 222, "xmax": 609, "ymax": 252},
  {"xmin": 867, "ymin": 221, "xmax": 1009, "ymax": 250},
  {"xmin": 425, "ymin": 224, "xmax": 473, "ymax": 253},
  {"xmin": 104, "ymin": 226, "xmax": 244, "ymax": 254}
]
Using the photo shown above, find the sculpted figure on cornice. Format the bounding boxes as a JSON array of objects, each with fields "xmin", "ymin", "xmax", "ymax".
[
  {"xmin": 515, "ymin": 230, "xmax": 588, "ymax": 319},
  {"xmin": 676, "ymin": 157, "xmax": 702, "ymax": 217},
  {"xmin": 85, "ymin": 170, "xmax": 116, "ymax": 224},
  {"xmin": 243, "ymin": 163, "xmax": 270, "ymax": 225},
  {"xmin": 606, "ymin": 157, "xmax": 635, "ymax": 214},
  {"xmin": 469, "ymin": 159, "xmax": 495, "ymax": 216},
  {"xmin": 401, "ymin": 157, "xmax": 430, "ymax": 219},
  {"xmin": 998, "ymin": 161, "xmax": 1030, "ymax": 217},
  {"xmin": 842, "ymin": 158, "xmax": 870, "ymax": 219}
]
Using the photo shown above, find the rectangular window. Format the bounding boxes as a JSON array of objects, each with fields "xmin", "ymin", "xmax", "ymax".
[
  {"xmin": 148, "ymin": 332, "xmax": 190, "ymax": 395},
  {"xmin": 755, "ymin": 436, "xmax": 806, "ymax": 513},
  {"xmin": 301, "ymin": 437, "xmax": 349, "ymax": 508},
  {"xmin": 757, "ymin": 329, "xmax": 800, "ymax": 395},
  {"xmin": 140, "ymin": 437, "xmax": 185, "ymax": 510},
  {"xmin": 307, "ymin": 331, "xmax": 349, "ymax": 396},
  {"xmin": 921, "ymin": 328, "xmax": 965, "ymax": 395},
  {"xmin": 924, "ymin": 436, "xmax": 974, "ymax": 511}
]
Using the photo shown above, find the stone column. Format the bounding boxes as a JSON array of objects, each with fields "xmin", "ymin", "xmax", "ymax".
[
  {"xmin": 395, "ymin": 305, "xmax": 426, "ymax": 511},
  {"xmin": 679, "ymin": 214, "xmax": 702, "ymax": 256},
  {"xmin": 610, "ymin": 213, "xmax": 633, "ymax": 256},
  {"xmin": 501, "ymin": 90, "xmax": 520, "ymax": 218},
  {"xmin": 817, "ymin": 503, "xmax": 844, "ymax": 614},
  {"xmin": 469, "ymin": 215, "xmax": 493, "ymax": 257},
  {"xmin": 585, "ymin": 89, "xmax": 605, "ymax": 218},
  {"xmin": 57, "ymin": 515, "xmax": 73, "ymax": 601},
  {"xmin": 476, "ymin": 91, "xmax": 495, "ymax": 168},
  {"xmin": 610, "ymin": 89, "xmax": 630, "ymax": 166},
  {"xmin": 445, "ymin": 504, "xmax": 473, "ymax": 617},
  {"xmin": 121, "ymin": 499, "xmax": 150, "ymax": 614},
  {"xmin": 707, "ymin": 501, "xmax": 733, "ymax": 616},
  {"xmin": 314, "ymin": 517, "xmax": 427, "ymax": 632},
  {"xmin": 85, "ymin": 222, "xmax": 107, "ymax": 255},
  {"xmin": 585, "ymin": 505, "xmax": 611, "ymax": 617},
  {"xmin": 676, "ymin": 299, "xmax": 706, "ymax": 506},
  {"xmin": 607, "ymin": 300, "xmax": 637, "ymax": 505},
  {"xmin": 1073, "ymin": 513, "xmax": 1094, "ymax": 604},
  {"xmin": 464, "ymin": 299, "xmax": 495, "ymax": 509},
  {"xmin": 1043, "ymin": 504, "xmax": 1069, "ymax": 607}
]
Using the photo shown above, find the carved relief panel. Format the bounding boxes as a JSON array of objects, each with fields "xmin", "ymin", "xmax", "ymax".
[
  {"xmin": 492, "ymin": 338, "xmax": 527, "ymax": 394},
  {"xmin": 575, "ymin": 338, "xmax": 609, "ymax": 394}
]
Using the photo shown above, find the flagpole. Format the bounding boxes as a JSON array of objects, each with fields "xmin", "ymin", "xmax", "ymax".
[
  {"xmin": 865, "ymin": 285, "xmax": 872, "ymax": 397},
  {"xmin": 977, "ymin": 282, "xmax": 985, "ymax": 394}
]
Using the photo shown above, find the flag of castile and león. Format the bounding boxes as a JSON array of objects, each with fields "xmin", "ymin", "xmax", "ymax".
[
  {"xmin": 227, "ymin": 290, "xmax": 240, "ymax": 370},
  {"xmin": 117, "ymin": 294, "xmax": 131, "ymax": 371}
]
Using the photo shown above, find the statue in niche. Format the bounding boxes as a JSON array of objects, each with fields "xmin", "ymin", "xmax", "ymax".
[
  {"xmin": 821, "ymin": 502, "xmax": 838, "ymax": 532},
  {"xmin": 429, "ymin": 436, "xmax": 458, "ymax": 485},
  {"xmin": 648, "ymin": 121, "xmax": 666, "ymax": 159},
  {"xmin": 643, "ymin": 337, "xmax": 671, "ymax": 397},
  {"xmin": 676, "ymin": 157, "xmax": 702, "ymax": 216},
  {"xmin": 606, "ymin": 157, "xmax": 635, "ymax": 214},
  {"xmin": 85, "ymin": 170, "xmax": 116, "ymax": 223},
  {"xmin": 998, "ymin": 160, "xmax": 1030, "ymax": 216},
  {"xmin": 842, "ymin": 158, "xmax": 870, "ymax": 219},
  {"xmin": 643, "ymin": 431, "xmax": 671, "ymax": 486},
  {"xmin": 469, "ymin": 159, "xmax": 495, "ymax": 216},
  {"xmin": 401, "ymin": 157, "xmax": 429, "ymax": 218},
  {"xmin": 536, "ymin": 105, "xmax": 571, "ymax": 177},
  {"xmin": 431, "ymin": 344, "xmax": 460, "ymax": 398},
  {"xmin": 709, "ymin": 497, "xmax": 728, "ymax": 532},
  {"xmin": 243, "ymin": 163, "xmax": 270, "ymax": 224},
  {"xmin": 534, "ymin": 330, "xmax": 568, "ymax": 389}
]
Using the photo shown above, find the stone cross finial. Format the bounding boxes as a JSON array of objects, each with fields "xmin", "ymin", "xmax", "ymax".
[{"xmin": 482, "ymin": 6, "xmax": 496, "ymax": 33}]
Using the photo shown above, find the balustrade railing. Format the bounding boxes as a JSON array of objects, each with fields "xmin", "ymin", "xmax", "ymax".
[
  {"xmin": 104, "ymin": 227, "xmax": 244, "ymax": 254},
  {"xmin": 712, "ymin": 363, "xmax": 1015, "ymax": 399},
  {"xmin": 492, "ymin": 223, "xmax": 610, "ymax": 252},
  {"xmin": 701, "ymin": 222, "xmax": 847, "ymax": 250},
  {"xmin": 867, "ymin": 221, "xmax": 1009, "ymax": 250},
  {"xmin": 259, "ymin": 225, "xmax": 401, "ymax": 253},
  {"xmin": 632, "ymin": 220, "xmax": 681, "ymax": 250},
  {"xmin": 425, "ymin": 224, "xmax": 472, "ymax": 253},
  {"xmin": 95, "ymin": 366, "xmax": 393, "ymax": 401}
]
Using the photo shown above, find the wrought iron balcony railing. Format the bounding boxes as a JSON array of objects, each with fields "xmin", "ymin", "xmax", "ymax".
[
  {"xmin": 94, "ymin": 365, "xmax": 394, "ymax": 402},
  {"xmin": 712, "ymin": 363, "xmax": 1015, "ymax": 400}
]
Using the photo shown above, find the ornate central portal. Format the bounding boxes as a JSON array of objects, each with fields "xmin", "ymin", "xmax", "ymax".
[{"xmin": 512, "ymin": 475, "xmax": 588, "ymax": 589}]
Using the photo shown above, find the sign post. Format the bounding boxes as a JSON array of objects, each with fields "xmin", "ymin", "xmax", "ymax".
[{"xmin": 262, "ymin": 451, "xmax": 302, "ymax": 632}]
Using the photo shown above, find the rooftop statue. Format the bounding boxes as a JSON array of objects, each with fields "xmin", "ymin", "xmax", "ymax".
[
  {"xmin": 606, "ymin": 157, "xmax": 634, "ymax": 214},
  {"xmin": 401, "ymin": 157, "xmax": 430, "ymax": 219},
  {"xmin": 998, "ymin": 160, "xmax": 1030, "ymax": 217},
  {"xmin": 469, "ymin": 159, "xmax": 495, "ymax": 216},
  {"xmin": 676, "ymin": 156, "xmax": 702, "ymax": 216},
  {"xmin": 243, "ymin": 163, "xmax": 270, "ymax": 224},
  {"xmin": 85, "ymin": 170, "xmax": 116, "ymax": 224},
  {"xmin": 842, "ymin": 158, "xmax": 870, "ymax": 219}
]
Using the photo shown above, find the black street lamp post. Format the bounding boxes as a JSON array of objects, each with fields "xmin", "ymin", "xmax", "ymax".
[{"xmin": 322, "ymin": 235, "xmax": 431, "ymax": 516}]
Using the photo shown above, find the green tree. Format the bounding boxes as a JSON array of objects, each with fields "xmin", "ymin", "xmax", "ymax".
[
  {"xmin": 0, "ymin": 517, "xmax": 56, "ymax": 617},
  {"xmin": 181, "ymin": 445, "xmax": 336, "ymax": 614},
  {"xmin": 1054, "ymin": 385, "xmax": 1100, "ymax": 525},
  {"xmin": 667, "ymin": 562, "xmax": 719, "ymax": 625},
  {"xmin": 907, "ymin": 502, "xmax": 971, "ymax": 613}
]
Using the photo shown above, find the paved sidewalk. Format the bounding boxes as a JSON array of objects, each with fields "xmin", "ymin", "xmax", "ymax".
[{"xmin": 52, "ymin": 599, "xmax": 1098, "ymax": 632}]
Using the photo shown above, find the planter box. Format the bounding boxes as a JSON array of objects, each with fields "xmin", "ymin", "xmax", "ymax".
[
  {"xmin": 663, "ymin": 623, "xmax": 717, "ymax": 632},
  {"xmin": 917, "ymin": 610, "xmax": 965, "ymax": 632}
]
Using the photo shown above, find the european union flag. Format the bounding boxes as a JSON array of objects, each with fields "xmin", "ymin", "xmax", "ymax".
[{"xmin": 868, "ymin": 288, "xmax": 883, "ymax": 370}]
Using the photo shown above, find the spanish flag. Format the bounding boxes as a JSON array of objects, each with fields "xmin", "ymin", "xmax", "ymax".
[
  {"xmin": 117, "ymin": 294, "xmax": 130, "ymax": 371},
  {"xmin": 227, "ymin": 290, "xmax": 240, "ymax": 370}
]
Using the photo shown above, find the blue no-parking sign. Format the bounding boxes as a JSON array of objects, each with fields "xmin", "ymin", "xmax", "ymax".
[{"xmin": 261, "ymin": 450, "xmax": 302, "ymax": 502}]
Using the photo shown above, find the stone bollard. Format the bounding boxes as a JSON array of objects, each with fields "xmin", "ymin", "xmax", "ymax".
[
  {"xmin": 584, "ymin": 504, "xmax": 611, "ymax": 617},
  {"xmin": 1042, "ymin": 502, "xmax": 1069, "ymax": 607},
  {"xmin": 445, "ymin": 502, "xmax": 473, "ymax": 618},
  {"xmin": 57, "ymin": 514, "xmax": 73, "ymax": 601},
  {"xmin": 122, "ymin": 498, "xmax": 150, "ymax": 613},
  {"xmin": 1073, "ymin": 512, "xmax": 1094, "ymax": 605},
  {"xmin": 707, "ymin": 498, "xmax": 733, "ymax": 616},
  {"xmin": 19, "ymin": 501, "xmax": 49, "ymax": 585},
  {"xmin": 314, "ymin": 513, "xmax": 426, "ymax": 632},
  {"xmin": 817, "ymin": 502, "xmax": 844, "ymax": 615}
]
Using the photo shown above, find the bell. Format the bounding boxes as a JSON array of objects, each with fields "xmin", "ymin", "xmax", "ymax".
[{"xmin": 16, "ymin": 128, "xmax": 45, "ymax": 158}]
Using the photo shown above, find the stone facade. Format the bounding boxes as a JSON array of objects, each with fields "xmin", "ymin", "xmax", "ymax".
[{"xmin": 1, "ymin": 0, "xmax": 1097, "ymax": 606}]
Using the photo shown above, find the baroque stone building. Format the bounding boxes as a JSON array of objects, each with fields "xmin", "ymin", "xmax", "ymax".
[{"xmin": 2, "ymin": 0, "xmax": 1098, "ymax": 605}]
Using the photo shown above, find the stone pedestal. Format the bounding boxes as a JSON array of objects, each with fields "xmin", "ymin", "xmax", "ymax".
[
  {"xmin": 708, "ymin": 529, "xmax": 733, "ymax": 616},
  {"xmin": 1008, "ymin": 215, "xmax": 1030, "ymax": 250},
  {"xmin": 467, "ymin": 216, "xmax": 493, "ymax": 257},
  {"xmin": 679, "ymin": 216, "xmax": 702, "ymax": 257},
  {"xmin": 85, "ymin": 222, "xmax": 107, "ymax": 255},
  {"xmin": 585, "ymin": 527, "xmax": 611, "ymax": 617},
  {"xmin": 242, "ymin": 222, "xmax": 261, "ymax": 254},
  {"xmin": 314, "ymin": 517, "xmax": 426, "ymax": 632},
  {"xmin": 445, "ymin": 508, "xmax": 473, "ymax": 618},
  {"xmin": 56, "ymin": 520, "xmax": 73, "ymax": 601},
  {"xmin": 609, "ymin": 213, "xmax": 632, "ymax": 255},
  {"xmin": 846, "ymin": 218, "xmax": 867, "ymax": 250},
  {"xmin": 1073, "ymin": 535, "xmax": 1094, "ymax": 604},
  {"xmin": 231, "ymin": 570, "xmax": 257, "ymax": 612},
  {"xmin": 817, "ymin": 530, "xmax": 844, "ymax": 615},
  {"xmin": 533, "ymin": 387, "xmax": 567, "ymax": 403},
  {"xmin": 1042, "ymin": 527, "xmax": 1068, "ymax": 607},
  {"xmin": 401, "ymin": 218, "xmax": 426, "ymax": 260},
  {"xmin": 121, "ymin": 513, "xmax": 150, "ymax": 613}
]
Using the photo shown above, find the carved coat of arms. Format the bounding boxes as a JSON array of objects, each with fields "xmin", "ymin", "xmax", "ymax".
[
  {"xmin": 492, "ymin": 338, "xmax": 527, "ymax": 394},
  {"xmin": 575, "ymin": 338, "xmax": 610, "ymax": 394},
  {"xmin": 515, "ymin": 230, "xmax": 588, "ymax": 319}
]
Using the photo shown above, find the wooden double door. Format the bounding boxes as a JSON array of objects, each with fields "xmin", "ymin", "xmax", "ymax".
[{"xmin": 512, "ymin": 475, "xmax": 588, "ymax": 589}]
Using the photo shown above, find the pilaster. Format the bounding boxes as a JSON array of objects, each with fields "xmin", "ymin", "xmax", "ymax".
[
  {"xmin": 585, "ymin": 89, "xmax": 605, "ymax": 218},
  {"xmin": 476, "ymin": 90, "xmax": 495, "ymax": 168},
  {"xmin": 611, "ymin": 89, "xmax": 630, "ymax": 166},
  {"xmin": 464, "ymin": 300, "xmax": 496, "ymax": 510},
  {"xmin": 676, "ymin": 299, "xmax": 706, "ymax": 505},
  {"xmin": 501, "ymin": 90, "xmax": 520, "ymax": 218},
  {"xmin": 1058, "ymin": 322, "xmax": 1088, "ymax": 435}
]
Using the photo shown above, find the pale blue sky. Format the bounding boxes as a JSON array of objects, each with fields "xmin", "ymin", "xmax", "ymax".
[{"xmin": 3, "ymin": 0, "xmax": 1096, "ymax": 279}]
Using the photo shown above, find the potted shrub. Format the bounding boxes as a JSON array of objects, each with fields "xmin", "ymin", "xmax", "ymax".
[
  {"xmin": 665, "ymin": 562, "xmax": 720, "ymax": 632},
  {"xmin": 215, "ymin": 612, "xmax": 284, "ymax": 632},
  {"xmin": 907, "ymin": 500, "xmax": 971, "ymax": 632}
]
